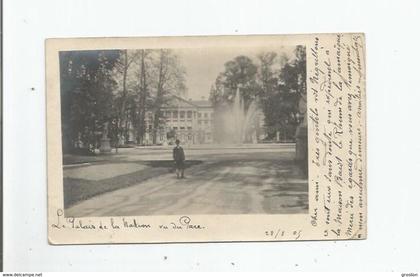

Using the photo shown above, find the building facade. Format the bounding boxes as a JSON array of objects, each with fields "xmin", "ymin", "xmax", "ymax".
[{"xmin": 143, "ymin": 96, "xmax": 214, "ymax": 145}]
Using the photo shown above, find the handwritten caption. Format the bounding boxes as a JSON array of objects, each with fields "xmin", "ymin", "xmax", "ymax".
[{"xmin": 51, "ymin": 209, "xmax": 205, "ymax": 231}]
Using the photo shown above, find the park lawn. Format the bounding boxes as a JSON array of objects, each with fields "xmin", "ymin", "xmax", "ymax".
[{"xmin": 63, "ymin": 160, "xmax": 202, "ymax": 209}]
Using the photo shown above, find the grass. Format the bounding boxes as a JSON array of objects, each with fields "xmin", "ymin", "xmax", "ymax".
[{"xmin": 63, "ymin": 160, "xmax": 202, "ymax": 208}]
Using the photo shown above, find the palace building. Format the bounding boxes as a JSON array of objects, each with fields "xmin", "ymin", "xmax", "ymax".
[{"xmin": 143, "ymin": 95, "xmax": 214, "ymax": 145}]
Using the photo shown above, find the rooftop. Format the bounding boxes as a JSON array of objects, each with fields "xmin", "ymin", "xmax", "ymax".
[
  {"xmin": 164, "ymin": 94, "xmax": 213, "ymax": 109},
  {"xmin": 191, "ymin": 100, "xmax": 212, "ymax": 108}
]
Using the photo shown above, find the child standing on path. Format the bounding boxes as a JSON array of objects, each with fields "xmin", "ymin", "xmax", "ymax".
[{"xmin": 173, "ymin": 139, "xmax": 185, "ymax": 179}]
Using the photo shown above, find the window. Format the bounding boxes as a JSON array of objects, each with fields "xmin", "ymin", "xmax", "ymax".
[
  {"xmin": 198, "ymin": 113, "xmax": 201, "ymax": 118},
  {"xmin": 187, "ymin": 111, "xmax": 192, "ymax": 119},
  {"xmin": 173, "ymin": 111, "xmax": 178, "ymax": 118},
  {"xmin": 204, "ymin": 113, "xmax": 208, "ymax": 118},
  {"xmin": 180, "ymin": 127, "xmax": 185, "ymax": 130},
  {"xmin": 173, "ymin": 127, "xmax": 178, "ymax": 130},
  {"xmin": 180, "ymin": 111, "xmax": 185, "ymax": 118},
  {"xmin": 187, "ymin": 127, "xmax": 192, "ymax": 130}
]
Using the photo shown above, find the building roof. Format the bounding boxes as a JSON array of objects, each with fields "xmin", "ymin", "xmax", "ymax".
[
  {"xmin": 164, "ymin": 95, "xmax": 197, "ymax": 109},
  {"xmin": 191, "ymin": 100, "xmax": 212, "ymax": 108},
  {"xmin": 163, "ymin": 94, "xmax": 213, "ymax": 109}
]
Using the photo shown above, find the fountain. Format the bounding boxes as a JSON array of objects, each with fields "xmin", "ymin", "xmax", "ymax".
[{"xmin": 224, "ymin": 87, "xmax": 259, "ymax": 144}]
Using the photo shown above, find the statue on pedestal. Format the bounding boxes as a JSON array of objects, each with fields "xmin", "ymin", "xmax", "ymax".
[{"xmin": 100, "ymin": 122, "xmax": 112, "ymax": 153}]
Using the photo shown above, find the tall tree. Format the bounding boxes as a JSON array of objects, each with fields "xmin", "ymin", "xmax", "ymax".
[
  {"xmin": 59, "ymin": 50, "xmax": 120, "ymax": 153},
  {"xmin": 264, "ymin": 45, "xmax": 306, "ymax": 140},
  {"xmin": 212, "ymin": 55, "xmax": 259, "ymax": 108},
  {"xmin": 113, "ymin": 50, "xmax": 140, "ymax": 147},
  {"xmin": 257, "ymin": 52, "xmax": 278, "ymax": 103},
  {"xmin": 150, "ymin": 49, "xmax": 186, "ymax": 144},
  {"xmin": 137, "ymin": 50, "xmax": 149, "ymax": 144}
]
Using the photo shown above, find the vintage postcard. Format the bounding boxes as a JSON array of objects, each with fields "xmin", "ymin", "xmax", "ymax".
[{"xmin": 46, "ymin": 33, "xmax": 366, "ymax": 244}]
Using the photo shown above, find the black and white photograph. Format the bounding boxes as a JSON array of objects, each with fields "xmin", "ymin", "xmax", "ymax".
[
  {"xmin": 59, "ymin": 45, "xmax": 308, "ymax": 218},
  {"xmin": 8, "ymin": 0, "xmax": 420, "ymax": 272}
]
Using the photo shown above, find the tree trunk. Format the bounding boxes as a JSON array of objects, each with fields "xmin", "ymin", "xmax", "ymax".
[
  {"xmin": 124, "ymin": 109, "xmax": 130, "ymax": 143},
  {"xmin": 153, "ymin": 50, "xmax": 166, "ymax": 145},
  {"xmin": 138, "ymin": 50, "xmax": 148, "ymax": 145},
  {"xmin": 117, "ymin": 50, "xmax": 129, "ymax": 143}
]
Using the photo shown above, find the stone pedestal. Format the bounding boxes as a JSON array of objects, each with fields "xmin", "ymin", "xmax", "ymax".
[
  {"xmin": 251, "ymin": 131, "xmax": 257, "ymax": 144},
  {"xmin": 100, "ymin": 138, "xmax": 112, "ymax": 153}
]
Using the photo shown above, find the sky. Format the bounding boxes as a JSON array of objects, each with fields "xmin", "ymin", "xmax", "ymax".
[{"xmin": 175, "ymin": 46, "xmax": 296, "ymax": 101}]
